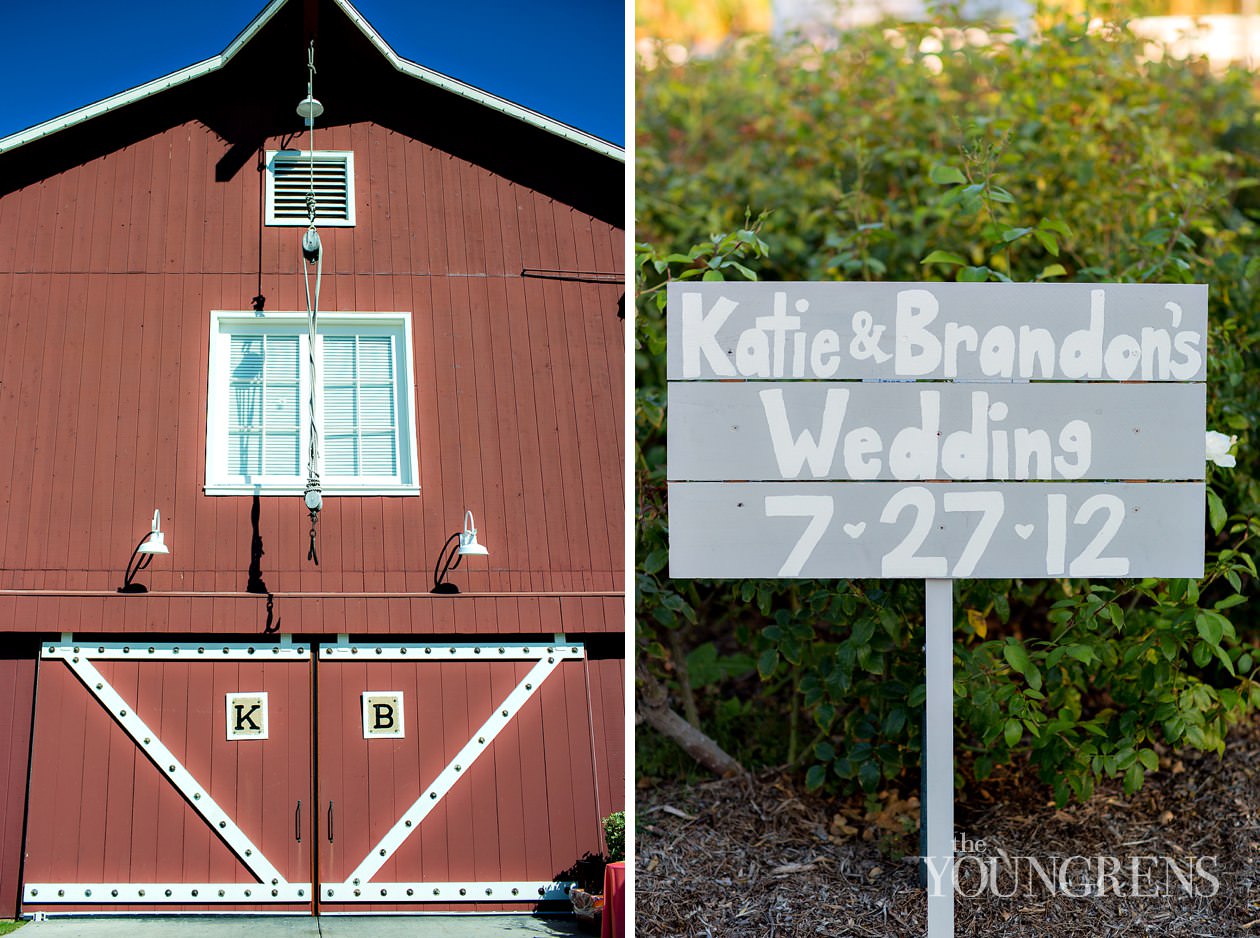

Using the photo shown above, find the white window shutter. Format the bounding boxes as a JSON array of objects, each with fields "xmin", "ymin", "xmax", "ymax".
[
  {"xmin": 323, "ymin": 334, "xmax": 399, "ymax": 479},
  {"xmin": 228, "ymin": 334, "xmax": 300, "ymax": 477}
]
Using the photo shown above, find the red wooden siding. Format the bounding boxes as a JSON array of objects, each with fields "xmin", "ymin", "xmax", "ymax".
[
  {"xmin": 585, "ymin": 655, "xmax": 626, "ymax": 831},
  {"xmin": 0, "ymin": 113, "xmax": 624, "ymax": 627},
  {"xmin": 23, "ymin": 654, "xmax": 313, "ymax": 913},
  {"xmin": 0, "ymin": 647, "xmax": 36, "ymax": 918}
]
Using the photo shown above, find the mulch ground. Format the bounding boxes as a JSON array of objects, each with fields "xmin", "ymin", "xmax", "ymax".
[{"xmin": 636, "ymin": 710, "xmax": 1260, "ymax": 937}]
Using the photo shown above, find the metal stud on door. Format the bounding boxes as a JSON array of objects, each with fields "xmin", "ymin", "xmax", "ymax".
[
  {"xmin": 316, "ymin": 641, "xmax": 601, "ymax": 911},
  {"xmin": 22, "ymin": 640, "xmax": 313, "ymax": 912}
]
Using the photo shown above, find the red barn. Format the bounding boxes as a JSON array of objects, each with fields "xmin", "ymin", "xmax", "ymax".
[{"xmin": 0, "ymin": 0, "xmax": 624, "ymax": 917}]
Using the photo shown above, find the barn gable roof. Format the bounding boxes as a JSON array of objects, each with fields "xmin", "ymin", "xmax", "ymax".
[{"xmin": 0, "ymin": 0, "xmax": 622, "ymax": 163}]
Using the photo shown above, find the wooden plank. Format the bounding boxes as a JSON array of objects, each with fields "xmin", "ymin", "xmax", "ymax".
[
  {"xmin": 507, "ymin": 660, "xmax": 552, "ymax": 879},
  {"xmin": 127, "ymin": 136, "xmax": 155, "ymax": 272},
  {"xmin": 669, "ymin": 382, "xmax": 1206, "ymax": 482},
  {"xmin": 24, "ymin": 270, "xmax": 67, "ymax": 579},
  {"xmin": 452, "ymin": 275, "xmax": 489, "ymax": 589},
  {"xmin": 0, "ymin": 652, "xmax": 35, "ymax": 918},
  {"xmin": 486, "ymin": 657, "xmax": 526, "ymax": 878},
  {"xmin": 512, "ymin": 274, "xmax": 551, "ymax": 591},
  {"xmin": 45, "ymin": 274, "xmax": 86, "ymax": 581},
  {"xmin": 3, "ymin": 270, "xmax": 48, "ymax": 575},
  {"xmin": 590, "ymin": 656, "xmax": 626, "ymax": 815},
  {"xmin": 441, "ymin": 152, "xmax": 468, "ymax": 274},
  {"xmin": 667, "ymin": 282, "xmax": 1209, "ymax": 381},
  {"xmin": 538, "ymin": 662, "xmax": 580, "ymax": 876},
  {"xmin": 27, "ymin": 660, "xmax": 90, "ymax": 893},
  {"xmin": 48, "ymin": 169, "xmax": 76, "ymax": 275},
  {"xmin": 669, "ymin": 481, "xmax": 1206, "ymax": 579},
  {"xmin": 11, "ymin": 176, "xmax": 44, "ymax": 273},
  {"xmin": 0, "ymin": 188, "xmax": 22, "ymax": 275}
]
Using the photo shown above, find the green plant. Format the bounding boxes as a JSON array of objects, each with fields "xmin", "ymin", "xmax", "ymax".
[
  {"xmin": 635, "ymin": 6, "xmax": 1260, "ymax": 807},
  {"xmin": 603, "ymin": 811, "xmax": 626, "ymax": 862}
]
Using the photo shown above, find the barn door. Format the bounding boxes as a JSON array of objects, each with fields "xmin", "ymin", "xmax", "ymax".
[
  {"xmin": 315, "ymin": 640, "xmax": 602, "ymax": 911},
  {"xmin": 22, "ymin": 640, "xmax": 313, "ymax": 912}
]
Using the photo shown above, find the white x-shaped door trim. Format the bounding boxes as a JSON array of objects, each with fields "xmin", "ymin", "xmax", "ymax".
[{"xmin": 319, "ymin": 641, "xmax": 584, "ymax": 903}]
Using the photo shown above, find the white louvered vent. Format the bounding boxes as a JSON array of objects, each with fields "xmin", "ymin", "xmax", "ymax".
[{"xmin": 265, "ymin": 150, "xmax": 355, "ymax": 227}]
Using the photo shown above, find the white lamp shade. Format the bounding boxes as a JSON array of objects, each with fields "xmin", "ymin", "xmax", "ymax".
[
  {"xmin": 458, "ymin": 510, "xmax": 488, "ymax": 557},
  {"xmin": 138, "ymin": 509, "xmax": 169, "ymax": 555},
  {"xmin": 297, "ymin": 95, "xmax": 324, "ymax": 122}
]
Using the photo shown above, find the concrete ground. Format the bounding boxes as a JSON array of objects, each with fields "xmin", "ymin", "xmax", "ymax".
[{"xmin": 10, "ymin": 914, "xmax": 588, "ymax": 937}]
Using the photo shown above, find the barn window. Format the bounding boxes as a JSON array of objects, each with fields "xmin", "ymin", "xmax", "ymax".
[
  {"xmin": 205, "ymin": 311, "xmax": 418, "ymax": 495},
  {"xmin": 264, "ymin": 150, "xmax": 356, "ymax": 227}
]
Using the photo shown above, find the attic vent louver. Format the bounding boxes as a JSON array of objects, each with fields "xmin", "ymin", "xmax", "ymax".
[{"xmin": 265, "ymin": 150, "xmax": 355, "ymax": 227}]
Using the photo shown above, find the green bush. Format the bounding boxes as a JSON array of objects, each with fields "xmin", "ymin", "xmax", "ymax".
[
  {"xmin": 635, "ymin": 8, "xmax": 1260, "ymax": 806},
  {"xmin": 604, "ymin": 811, "xmax": 626, "ymax": 862}
]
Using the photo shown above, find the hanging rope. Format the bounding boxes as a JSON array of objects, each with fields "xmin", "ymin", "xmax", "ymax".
[{"xmin": 301, "ymin": 38, "xmax": 323, "ymax": 565}]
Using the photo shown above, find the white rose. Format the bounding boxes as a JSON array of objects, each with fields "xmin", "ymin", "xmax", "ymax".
[{"xmin": 1205, "ymin": 430, "xmax": 1237, "ymax": 468}]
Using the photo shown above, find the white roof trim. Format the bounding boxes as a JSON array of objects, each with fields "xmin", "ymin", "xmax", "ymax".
[{"xmin": 0, "ymin": 0, "xmax": 623, "ymax": 162}]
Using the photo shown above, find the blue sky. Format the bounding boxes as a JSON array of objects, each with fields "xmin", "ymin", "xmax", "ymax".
[{"xmin": 0, "ymin": 0, "xmax": 624, "ymax": 146}]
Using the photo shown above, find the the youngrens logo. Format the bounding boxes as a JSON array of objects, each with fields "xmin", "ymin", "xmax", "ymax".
[{"xmin": 922, "ymin": 834, "xmax": 1220, "ymax": 898}]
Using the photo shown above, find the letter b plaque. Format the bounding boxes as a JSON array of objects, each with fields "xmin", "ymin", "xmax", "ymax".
[{"xmin": 362, "ymin": 691, "xmax": 405, "ymax": 739}]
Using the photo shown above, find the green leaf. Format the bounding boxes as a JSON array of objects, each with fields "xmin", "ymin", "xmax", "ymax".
[
  {"xmin": 921, "ymin": 250, "xmax": 968, "ymax": 266},
  {"xmin": 1123, "ymin": 762, "xmax": 1144, "ymax": 796},
  {"xmin": 1033, "ymin": 229, "xmax": 1060, "ymax": 256},
  {"xmin": 1001, "ymin": 226, "xmax": 1033, "ymax": 243},
  {"xmin": 643, "ymin": 549, "xmax": 669, "ymax": 575},
  {"xmin": 805, "ymin": 764, "xmax": 828, "ymax": 791},
  {"xmin": 858, "ymin": 759, "xmax": 881, "ymax": 791},
  {"xmin": 757, "ymin": 648, "xmax": 779, "ymax": 679},
  {"xmin": 1207, "ymin": 489, "xmax": 1227, "ymax": 534},
  {"xmin": 1039, "ymin": 218, "xmax": 1072, "ymax": 237},
  {"xmin": 1064, "ymin": 644, "xmax": 1094, "ymax": 665},
  {"xmin": 1004, "ymin": 719, "xmax": 1023, "ymax": 747},
  {"xmin": 1213, "ymin": 644, "xmax": 1237, "ymax": 676},
  {"xmin": 1192, "ymin": 640, "xmax": 1212, "ymax": 668},
  {"xmin": 929, "ymin": 165, "xmax": 967, "ymax": 185},
  {"xmin": 1195, "ymin": 612, "xmax": 1224, "ymax": 647},
  {"xmin": 1137, "ymin": 749, "xmax": 1159, "ymax": 772},
  {"xmin": 701, "ymin": 269, "xmax": 724, "ymax": 281},
  {"xmin": 1038, "ymin": 263, "xmax": 1067, "ymax": 280},
  {"xmin": 1004, "ymin": 642, "xmax": 1032, "ymax": 677},
  {"xmin": 958, "ymin": 266, "xmax": 990, "ymax": 282}
]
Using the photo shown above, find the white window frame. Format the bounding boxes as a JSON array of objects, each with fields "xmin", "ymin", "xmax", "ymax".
[
  {"xmin": 264, "ymin": 149, "xmax": 356, "ymax": 227},
  {"xmin": 205, "ymin": 310, "xmax": 420, "ymax": 496}
]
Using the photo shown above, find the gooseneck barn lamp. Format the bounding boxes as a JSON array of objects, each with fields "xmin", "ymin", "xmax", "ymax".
[
  {"xmin": 118, "ymin": 509, "xmax": 169, "ymax": 594},
  {"xmin": 431, "ymin": 511, "xmax": 490, "ymax": 594}
]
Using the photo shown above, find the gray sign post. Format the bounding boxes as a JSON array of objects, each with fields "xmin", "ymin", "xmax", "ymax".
[{"xmin": 666, "ymin": 282, "xmax": 1208, "ymax": 937}]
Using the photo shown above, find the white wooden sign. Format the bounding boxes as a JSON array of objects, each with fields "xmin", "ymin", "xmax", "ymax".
[
  {"xmin": 666, "ymin": 281, "xmax": 1209, "ymax": 938},
  {"xmin": 667, "ymin": 282, "xmax": 1207, "ymax": 580}
]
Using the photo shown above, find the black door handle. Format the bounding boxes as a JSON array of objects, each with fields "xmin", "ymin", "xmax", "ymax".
[
  {"xmin": 295, "ymin": 800, "xmax": 301, "ymax": 843},
  {"xmin": 327, "ymin": 800, "xmax": 334, "ymax": 843}
]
